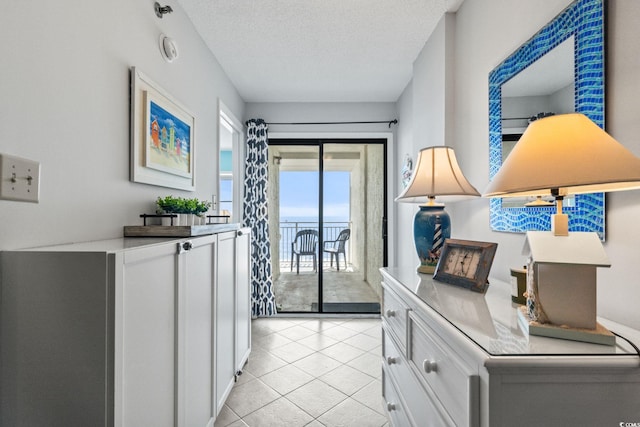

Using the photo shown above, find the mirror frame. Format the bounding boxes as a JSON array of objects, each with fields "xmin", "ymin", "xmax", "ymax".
[{"xmin": 488, "ymin": 0, "xmax": 605, "ymax": 239}]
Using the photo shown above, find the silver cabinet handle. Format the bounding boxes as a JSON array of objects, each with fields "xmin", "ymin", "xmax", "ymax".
[
  {"xmin": 386, "ymin": 402, "xmax": 396, "ymax": 412},
  {"xmin": 178, "ymin": 241, "xmax": 193, "ymax": 253},
  {"xmin": 386, "ymin": 356, "xmax": 397, "ymax": 365},
  {"xmin": 423, "ymin": 359, "xmax": 438, "ymax": 373},
  {"xmin": 385, "ymin": 309, "xmax": 396, "ymax": 318}
]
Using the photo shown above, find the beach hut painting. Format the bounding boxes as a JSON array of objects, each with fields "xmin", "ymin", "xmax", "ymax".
[{"xmin": 147, "ymin": 99, "xmax": 192, "ymax": 178}]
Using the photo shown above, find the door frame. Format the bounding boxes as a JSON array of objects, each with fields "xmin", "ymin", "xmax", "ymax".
[
  {"xmin": 218, "ymin": 100, "xmax": 245, "ymax": 223},
  {"xmin": 269, "ymin": 133, "xmax": 392, "ymax": 313}
]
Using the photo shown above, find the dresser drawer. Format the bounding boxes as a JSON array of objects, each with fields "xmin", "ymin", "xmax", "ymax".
[
  {"xmin": 382, "ymin": 326, "xmax": 410, "ymax": 387},
  {"xmin": 383, "ymin": 327, "xmax": 452, "ymax": 427},
  {"xmin": 382, "ymin": 366, "xmax": 412, "ymax": 427},
  {"xmin": 408, "ymin": 311, "xmax": 479, "ymax": 427},
  {"xmin": 382, "ymin": 283, "xmax": 410, "ymax": 354}
]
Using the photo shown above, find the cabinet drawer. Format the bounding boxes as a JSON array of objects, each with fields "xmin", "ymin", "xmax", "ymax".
[
  {"xmin": 382, "ymin": 327, "xmax": 409, "ymax": 387},
  {"xmin": 383, "ymin": 328, "xmax": 451, "ymax": 427},
  {"xmin": 408, "ymin": 311, "xmax": 479, "ymax": 427},
  {"xmin": 382, "ymin": 283, "xmax": 410, "ymax": 354},
  {"xmin": 382, "ymin": 366, "xmax": 413, "ymax": 427}
]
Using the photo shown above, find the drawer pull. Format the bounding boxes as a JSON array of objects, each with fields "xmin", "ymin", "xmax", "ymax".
[
  {"xmin": 386, "ymin": 402, "xmax": 396, "ymax": 412},
  {"xmin": 386, "ymin": 356, "xmax": 397, "ymax": 365},
  {"xmin": 385, "ymin": 309, "xmax": 396, "ymax": 318},
  {"xmin": 423, "ymin": 359, "xmax": 438, "ymax": 373}
]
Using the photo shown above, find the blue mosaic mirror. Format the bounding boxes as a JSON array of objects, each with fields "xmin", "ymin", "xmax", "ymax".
[{"xmin": 488, "ymin": 0, "xmax": 605, "ymax": 240}]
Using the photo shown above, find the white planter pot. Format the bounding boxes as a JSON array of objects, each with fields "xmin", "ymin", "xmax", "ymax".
[
  {"xmin": 161, "ymin": 215, "xmax": 176, "ymax": 226},
  {"xmin": 183, "ymin": 214, "xmax": 196, "ymax": 226}
]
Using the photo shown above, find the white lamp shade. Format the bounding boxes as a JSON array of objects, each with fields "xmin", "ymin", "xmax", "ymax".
[
  {"xmin": 484, "ymin": 113, "xmax": 640, "ymax": 198},
  {"xmin": 396, "ymin": 146, "xmax": 480, "ymax": 203}
]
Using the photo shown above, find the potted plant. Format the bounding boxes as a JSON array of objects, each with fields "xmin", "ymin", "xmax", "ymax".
[
  {"xmin": 182, "ymin": 198, "xmax": 199, "ymax": 226},
  {"xmin": 156, "ymin": 195, "xmax": 182, "ymax": 225},
  {"xmin": 194, "ymin": 199, "xmax": 212, "ymax": 225},
  {"xmin": 156, "ymin": 196, "xmax": 212, "ymax": 226}
]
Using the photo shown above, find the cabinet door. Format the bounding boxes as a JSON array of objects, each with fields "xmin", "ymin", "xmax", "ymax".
[
  {"xmin": 118, "ymin": 243, "xmax": 179, "ymax": 427},
  {"xmin": 180, "ymin": 236, "xmax": 216, "ymax": 427},
  {"xmin": 235, "ymin": 228, "xmax": 252, "ymax": 372},
  {"xmin": 215, "ymin": 231, "xmax": 237, "ymax": 415}
]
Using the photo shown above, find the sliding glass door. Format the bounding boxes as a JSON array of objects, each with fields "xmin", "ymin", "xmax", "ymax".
[
  {"xmin": 269, "ymin": 139, "xmax": 386, "ymax": 314},
  {"xmin": 321, "ymin": 143, "xmax": 385, "ymax": 313},
  {"xmin": 269, "ymin": 144, "xmax": 320, "ymax": 312}
]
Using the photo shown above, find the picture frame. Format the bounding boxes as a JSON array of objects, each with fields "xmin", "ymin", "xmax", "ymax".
[
  {"xmin": 130, "ymin": 67, "xmax": 196, "ymax": 191},
  {"xmin": 401, "ymin": 153, "xmax": 413, "ymax": 188},
  {"xmin": 433, "ymin": 239, "xmax": 498, "ymax": 293}
]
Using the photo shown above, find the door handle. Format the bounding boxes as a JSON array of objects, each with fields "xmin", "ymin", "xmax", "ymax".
[{"xmin": 381, "ymin": 216, "xmax": 387, "ymax": 239}]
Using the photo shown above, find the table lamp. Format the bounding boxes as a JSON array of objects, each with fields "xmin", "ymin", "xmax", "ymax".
[
  {"xmin": 396, "ymin": 146, "xmax": 480, "ymax": 274},
  {"xmin": 484, "ymin": 113, "xmax": 640, "ymax": 344}
]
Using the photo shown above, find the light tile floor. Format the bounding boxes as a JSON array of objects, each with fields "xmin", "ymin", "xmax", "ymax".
[{"xmin": 214, "ymin": 317, "xmax": 389, "ymax": 427}]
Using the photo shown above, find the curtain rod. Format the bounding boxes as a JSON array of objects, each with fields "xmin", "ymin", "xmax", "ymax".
[{"xmin": 246, "ymin": 119, "xmax": 398, "ymax": 128}]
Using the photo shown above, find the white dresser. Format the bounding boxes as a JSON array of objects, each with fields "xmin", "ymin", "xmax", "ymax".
[
  {"xmin": 380, "ymin": 267, "xmax": 640, "ymax": 427},
  {"xmin": 1, "ymin": 229, "xmax": 251, "ymax": 427}
]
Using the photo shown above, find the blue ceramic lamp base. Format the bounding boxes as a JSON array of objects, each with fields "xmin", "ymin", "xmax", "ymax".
[{"xmin": 414, "ymin": 204, "xmax": 451, "ymax": 274}]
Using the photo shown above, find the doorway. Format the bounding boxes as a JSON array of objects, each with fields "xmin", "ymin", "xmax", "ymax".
[{"xmin": 268, "ymin": 139, "xmax": 387, "ymax": 314}]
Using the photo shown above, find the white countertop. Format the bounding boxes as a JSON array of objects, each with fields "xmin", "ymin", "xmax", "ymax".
[{"xmin": 382, "ymin": 266, "xmax": 640, "ymax": 357}]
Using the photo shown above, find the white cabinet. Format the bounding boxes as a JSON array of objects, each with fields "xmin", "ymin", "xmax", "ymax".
[
  {"xmin": 118, "ymin": 236, "xmax": 218, "ymax": 427},
  {"xmin": 381, "ymin": 267, "xmax": 640, "ymax": 427},
  {"xmin": 214, "ymin": 228, "xmax": 252, "ymax": 417},
  {"xmin": 1, "ymin": 231, "xmax": 251, "ymax": 427},
  {"xmin": 180, "ymin": 236, "xmax": 217, "ymax": 427},
  {"xmin": 215, "ymin": 231, "xmax": 237, "ymax": 414},
  {"xmin": 117, "ymin": 239, "xmax": 185, "ymax": 427},
  {"xmin": 235, "ymin": 228, "xmax": 252, "ymax": 373}
]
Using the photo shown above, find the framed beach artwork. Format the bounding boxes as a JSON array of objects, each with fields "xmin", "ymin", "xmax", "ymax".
[{"xmin": 130, "ymin": 67, "xmax": 196, "ymax": 191}]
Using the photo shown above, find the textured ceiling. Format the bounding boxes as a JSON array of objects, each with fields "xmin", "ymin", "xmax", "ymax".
[{"xmin": 177, "ymin": 0, "xmax": 465, "ymax": 103}]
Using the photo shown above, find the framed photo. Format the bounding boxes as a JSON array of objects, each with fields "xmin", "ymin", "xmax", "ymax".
[
  {"xmin": 401, "ymin": 153, "xmax": 413, "ymax": 188},
  {"xmin": 433, "ymin": 239, "xmax": 498, "ymax": 293},
  {"xmin": 130, "ymin": 67, "xmax": 195, "ymax": 191}
]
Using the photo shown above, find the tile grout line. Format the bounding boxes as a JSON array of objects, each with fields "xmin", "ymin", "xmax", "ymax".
[{"xmin": 219, "ymin": 317, "xmax": 386, "ymax": 427}]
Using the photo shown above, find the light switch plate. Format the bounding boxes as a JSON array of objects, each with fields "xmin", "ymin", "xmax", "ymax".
[{"xmin": 0, "ymin": 153, "xmax": 40, "ymax": 202}]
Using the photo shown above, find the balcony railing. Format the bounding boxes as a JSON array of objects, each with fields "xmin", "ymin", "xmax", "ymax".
[{"xmin": 279, "ymin": 221, "xmax": 351, "ymax": 270}]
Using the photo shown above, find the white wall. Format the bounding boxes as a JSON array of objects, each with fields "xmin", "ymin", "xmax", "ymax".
[
  {"xmin": 0, "ymin": 0, "xmax": 244, "ymax": 250},
  {"xmin": 397, "ymin": 0, "xmax": 640, "ymax": 329},
  {"xmin": 412, "ymin": 13, "xmax": 456, "ymax": 150},
  {"xmin": 394, "ymin": 12, "xmax": 460, "ymax": 268},
  {"xmin": 394, "ymin": 83, "xmax": 415, "ymax": 266}
]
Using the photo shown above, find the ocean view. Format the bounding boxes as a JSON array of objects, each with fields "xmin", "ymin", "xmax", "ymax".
[
  {"xmin": 280, "ymin": 216, "xmax": 348, "ymax": 224},
  {"xmin": 278, "ymin": 216, "xmax": 350, "ymax": 261}
]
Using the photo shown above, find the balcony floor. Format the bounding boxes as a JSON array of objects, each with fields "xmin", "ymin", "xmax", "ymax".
[{"xmin": 274, "ymin": 264, "xmax": 380, "ymax": 313}]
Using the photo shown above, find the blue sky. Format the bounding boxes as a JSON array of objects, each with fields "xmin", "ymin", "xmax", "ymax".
[{"xmin": 280, "ymin": 171, "xmax": 349, "ymax": 220}]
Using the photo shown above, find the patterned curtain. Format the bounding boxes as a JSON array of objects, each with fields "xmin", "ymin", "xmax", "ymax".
[{"xmin": 242, "ymin": 119, "xmax": 277, "ymax": 317}]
